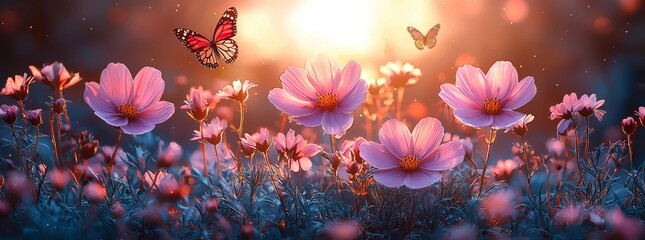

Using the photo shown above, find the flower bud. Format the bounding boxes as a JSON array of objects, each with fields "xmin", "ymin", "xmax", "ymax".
[
  {"xmin": 0, "ymin": 104, "xmax": 18, "ymax": 125},
  {"xmin": 52, "ymin": 98, "xmax": 66, "ymax": 114},
  {"xmin": 25, "ymin": 109, "xmax": 42, "ymax": 126},
  {"xmin": 111, "ymin": 201, "xmax": 125, "ymax": 218},
  {"xmin": 622, "ymin": 117, "xmax": 637, "ymax": 135}
]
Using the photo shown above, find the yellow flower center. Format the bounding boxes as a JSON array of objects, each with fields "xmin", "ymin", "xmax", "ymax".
[
  {"xmin": 483, "ymin": 98, "xmax": 502, "ymax": 115},
  {"xmin": 118, "ymin": 103, "xmax": 138, "ymax": 120},
  {"xmin": 400, "ymin": 154, "xmax": 421, "ymax": 172},
  {"xmin": 316, "ymin": 93, "xmax": 339, "ymax": 110}
]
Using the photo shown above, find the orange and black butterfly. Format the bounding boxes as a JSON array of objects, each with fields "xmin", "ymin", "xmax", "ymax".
[
  {"xmin": 407, "ymin": 24, "xmax": 440, "ymax": 50},
  {"xmin": 173, "ymin": 7, "xmax": 239, "ymax": 69}
]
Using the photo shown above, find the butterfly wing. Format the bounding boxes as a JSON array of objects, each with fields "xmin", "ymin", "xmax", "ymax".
[
  {"xmin": 425, "ymin": 24, "xmax": 440, "ymax": 49},
  {"xmin": 173, "ymin": 28, "xmax": 219, "ymax": 69},
  {"xmin": 407, "ymin": 26, "xmax": 426, "ymax": 50},
  {"xmin": 213, "ymin": 7, "xmax": 239, "ymax": 64}
]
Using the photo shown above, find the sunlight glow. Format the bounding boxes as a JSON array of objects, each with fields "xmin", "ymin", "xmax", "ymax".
[{"xmin": 289, "ymin": 0, "xmax": 376, "ymax": 53}]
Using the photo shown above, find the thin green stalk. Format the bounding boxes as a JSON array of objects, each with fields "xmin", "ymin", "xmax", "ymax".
[{"xmin": 478, "ymin": 129, "xmax": 497, "ymax": 198}]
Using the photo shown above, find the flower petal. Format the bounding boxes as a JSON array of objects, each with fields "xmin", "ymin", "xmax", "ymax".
[
  {"xmin": 403, "ymin": 170, "xmax": 442, "ymax": 189},
  {"xmin": 289, "ymin": 109, "xmax": 323, "ymax": 127},
  {"xmin": 379, "ymin": 119, "xmax": 413, "ymax": 159},
  {"xmin": 100, "ymin": 63, "xmax": 133, "ymax": 106},
  {"xmin": 360, "ymin": 142, "xmax": 400, "ymax": 169},
  {"xmin": 84, "ymin": 82, "xmax": 116, "ymax": 114},
  {"xmin": 485, "ymin": 61, "xmax": 517, "ymax": 100},
  {"xmin": 491, "ymin": 110, "xmax": 524, "ymax": 129},
  {"xmin": 455, "ymin": 65, "xmax": 487, "ymax": 105},
  {"xmin": 337, "ymin": 78, "xmax": 368, "ymax": 114},
  {"xmin": 63, "ymin": 73, "xmax": 82, "ymax": 90},
  {"xmin": 120, "ymin": 118, "xmax": 155, "ymax": 135},
  {"xmin": 373, "ymin": 168, "xmax": 406, "ymax": 188},
  {"xmin": 132, "ymin": 67, "xmax": 164, "ymax": 111},
  {"xmin": 280, "ymin": 66, "xmax": 317, "ymax": 101},
  {"xmin": 453, "ymin": 108, "xmax": 493, "ymax": 128},
  {"xmin": 503, "ymin": 76, "xmax": 536, "ymax": 109},
  {"xmin": 305, "ymin": 54, "xmax": 339, "ymax": 94},
  {"xmin": 268, "ymin": 89, "xmax": 317, "ymax": 116},
  {"xmin": 94, "ymin": 111, "xmax": 128, "ymax": 127},
  {"xmin": 439, "ymin": 84, "xmax": 481, "ymax": 110},
  {"xmin": 138, "ymin": 101, "xmax": 175, "ymax": 125},
  {"xmin": 300, "ymin": 144, "xmax": 321, "ymax": 158},
  {"xmin": 421, "ymin": 141, "xmax": 464, "ymax": 171},
  {"xmin": 321, "ymin": 110, "xmax": 353, "ymax": 137},
  {"xmin": 411, "ymin": 117, "xmax": 444, "ymax": 160},
  {"xmin": 335, "ymin": 60, "xmax": 360, "ymax": 99}
]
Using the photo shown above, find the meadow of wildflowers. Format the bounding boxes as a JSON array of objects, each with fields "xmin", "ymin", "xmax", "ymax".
[{"xmin": 0, "ymin": 50, "xmax": 643, "ymax": 240}]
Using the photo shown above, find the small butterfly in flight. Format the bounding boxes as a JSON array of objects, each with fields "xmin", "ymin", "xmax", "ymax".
[
  {"xmin": 173, "ymin": 7, "xmax": 239, "ymax": 69},
  {"xmin": 407, "ymin": 24, "xmax": 440, "ymax": 50}
]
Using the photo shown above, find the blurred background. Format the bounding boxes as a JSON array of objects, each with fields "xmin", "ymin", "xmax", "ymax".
[{"xmin": 0, "ymin": 0, "xmax": 644, "ymax": 163}]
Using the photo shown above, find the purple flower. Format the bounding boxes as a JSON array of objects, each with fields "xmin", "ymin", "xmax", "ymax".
[
  {"xmin": 622, "ymin": 117, "xmax": 637, "ymax": 135},
  {"xmin": 549, "ymin": 93, "xmax": 581, "ymax": 134},
  {"xmin": 439, "ymin": 61, "xmax": 536, "ymax": 129},
  {"xmin": 191, "ymin": 117, "xmax": 227, "ymax": 145},
  {"xmin": 360, "ymin": 117, "xmax": 465, "ymax": 189},
  {"xmin": 83, "ymin": 63, "xmax": 175, "ymax": 135},
  {"xmin": 29, "ymin": 62, "xmax": 82, "ymax": 91},
  {"xmin": 181, "ymin": 87, "xmax": 210, "ymax": 121},
  {"xmin": 577, "ymin": 94, "xmax": 605, "ymax": 121},
  {"xmin": 0, "ymin": 104, "xmax": 18, "ymax": 125},
  {"xmin": 25, "ymin": 109, "xmax": 42, "ymax": 126},
  {"xmin": 269, "ymin": 54, "xmax": 368, "ymax": 137},
  {"xmin": 157, "ymin": 141, "xmax": 182, "ymax": 168},
  {"xmin": 505, "ymin": 114, "xmax": 534, "ymax": 136}
]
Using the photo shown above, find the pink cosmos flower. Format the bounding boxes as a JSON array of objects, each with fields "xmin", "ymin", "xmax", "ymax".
[
  {"xmin": 157, "ymin": 141, "xmax": 182, "ymax": 168},
  {"xmin": 491, "ymin": 159, "xmax": 519, "ymax": 182},
  {"xmin": 268, "ymin": 54, "xmax": 368, "ymax": 137},
  {"xmin": 83, "ymin": 63, "xmax": 175, "ymax": 135},
  {"xmin": 181, "ymin": 88, "xmax": 209, "ymax": 121},
  {"xmin": 0, "ymin": 104, "xmax": 18, "ymax": 125},
  {"xmin": 607, "ymin": 209, "xmax": 645, "ymax": 239},
  {"xmin": 217, "ymin": 79, "xmax": 257, "ymax": 103},
  {"xmin": 1, "ymin": 74, "xmax": 33, "ymax": 101},
  {"xmin": 379, "ymin": 61, "xmax": 421, "ymax": 88},
  {"xmin": 191, "ymin": 86, "xmax": 219, "ymax": 109},
  {"xmin": 577, "ymin": 94, "xmax": 605, "ymax": 121},
  {"xmin": 240, "ymin": 128, "xmax": 272, "ymax": 155},
  {"xmin": 337, "ymin": 137, "xmax": 366, "ymax": 181},
  {"xmin": 439, "ymin": 61, "xmax": 536, "ymax": 129},
  {"xmin": 637, "ymin": 106, "xmax": 645, "ymax": 127},
  {"xmin": 191, "ymin": 117, "xmax": 227, "ymax": 145},
  {"xmin": 546, "ymin": 138, "xmax": 566, "ymax": 157},
  {"xmin": 29, "ymin": 62, "xmax": 81, "ymax": 91},
  {"xmin": 274, "ymin": 129, "xmax": 322, "ymax": 172},
  {"xmin": 554, "ymin": 205, "xmax": 584, "ymax": 226},
  {"xmin": 480, "ymin": 188, "xmax": 518, "ymax": 225},
  {"xmin": 84, "ymin": 182, "xmax": 107, "ymax": 204},
  {"xmin": 549, "ymin": 93, "xmax": 581, "ymax": 134},
  {"xmin": 360, "ymin": 117, "xmax": 465, "ymax": 189},
  {"xmin": 505, "ymin": 114, "xmax": 534, "ymax": 136}
]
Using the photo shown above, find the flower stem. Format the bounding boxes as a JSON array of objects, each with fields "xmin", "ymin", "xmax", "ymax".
[
  {"xmin": 627, "ymin": 134, "xmax": 637, "ymax": 200},
  {"xmin": 263, "ymin": 153, "xmax": 289, "ymax": 219},
  {"xmin": 395, "ymin": 87, "xmax": 405, "ymax": 120},
  {"xmin": 238, "ymin": 102, "xmax": 245, "ymax": 138},
  {"xmin": 520, "ymin": 135, "xmax": 533, "ymax": 202},
  {"xmin": 214, "ymin": 144, "xmax": 223, "ymax": 179},
  {"xmin": 49, "ymin": 114, "xmax": 61, "ymax": 171},
  {"xmin": 199, "ymin": 121, "xmax": 211, "ymax": 188},
  {"xmin": 553, "ymin": 136, "xmax": 570, "ymax": 217},
  {"xmin": 108, "ymin": 130, "xmax": 123, "ymax": 177},
  {"xmin": 10, "ymin": 125, "xmax": 27, "ymax": 175},
  {"xmin": 29, "ymin": 126, "xmax": 41, "ymax": 175},
  {"xmin": 585, "ymin": 116, "xmax": 590, "ymax": 159},
  {"xmin": 478, "ymin": 128, "xmax": 497, "ymax": 198}
]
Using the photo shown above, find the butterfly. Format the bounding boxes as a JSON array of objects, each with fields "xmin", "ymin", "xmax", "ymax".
[
  {"xmin": 407, "ymin": 24, "xmax": 440, "ymax": 50},
  {"xmin": 173, "ymin": 7, "xmax": 239, "ymax": 69}
]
